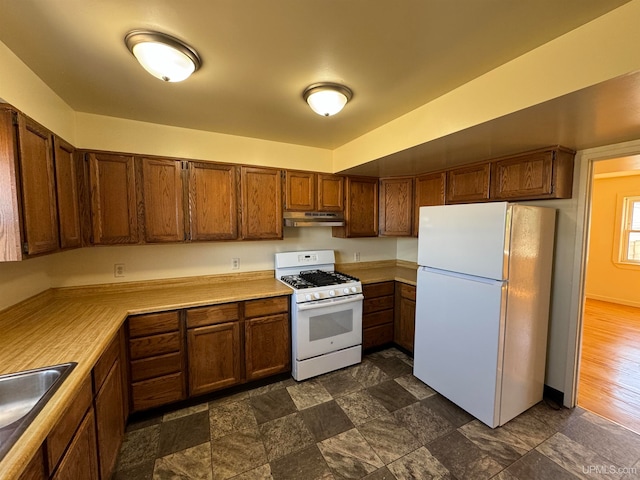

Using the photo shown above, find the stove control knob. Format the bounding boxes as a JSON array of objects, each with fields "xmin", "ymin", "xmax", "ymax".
[
  {"xmin": 305, "ymin": 294, "xmax": 312, "ymax": 301},
  {"xmin": 343, "ymin": 288, "xmax": 350, "ymax": 294},
  {"xmin": 351, "ymin": 286, "xmax": 357, "ymax": 293},
  {"xmin": 314, "ymin": 292, "xmax": 321, "ymax": 299},
  {"xmin": 329, "ymin": 290, "xmax": 336, "ymax": 297}
]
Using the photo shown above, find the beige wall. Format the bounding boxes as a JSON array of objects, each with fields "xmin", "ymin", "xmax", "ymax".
[{"xmin": 585, "ymin": 174, "xmax": 640, "ymax": 307}]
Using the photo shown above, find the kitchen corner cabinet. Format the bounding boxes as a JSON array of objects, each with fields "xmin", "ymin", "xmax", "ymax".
[
  {"xmin": 245, "ymin": 296, "xmax": 290, "ymax": 381},
  {"xmin": 362, "ymin": 282, "xmax": 395, "ymax": 350},
  {"xmin": 241, "ymin": 166, "xmax": 283, "ymax": 239},
  {"xmin": 379, "ymin": 177, "xmax": 413, "ymax": 237},
  {"xmin": 139, "ymin": 157, "xmax": 185, "ymax": 243},
  {"xmin": 87, "ymin": 152, "xmax": 139, "ymax": 245},
  {"xmin": 188, "ymin": 162, "xmax": 239, "ymax": 241},
  {"xmin": 446, "ymin": 163, "xmax": 490, "ymax": 204},
  {"xmin": 186, "ymin": 303, "xmax": 242, "ymax": 396},
  {"xmin": 394, "ymin": 283, "xmax": 416, "ymax": 353},
  {"xmin": 490, "ymin": 147, "xmax": 574, "ymax": 200},
  {"xmin": 333, "ymin": 176, "xmax": 379, "ymax": 238},
  {"xmin": 414, "ymin": 172, "xmax": 446, "ymax": 236},
  {"xmin": 53, "ymin": 137, "xmax": 81, "ymax": 249}
]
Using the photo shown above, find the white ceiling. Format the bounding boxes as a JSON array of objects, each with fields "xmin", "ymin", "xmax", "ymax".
[{"xmin": 0, "ymin": 0, "xmax": 632, "ymax": 155}]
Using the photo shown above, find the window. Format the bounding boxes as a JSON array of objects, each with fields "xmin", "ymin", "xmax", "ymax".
[{"xmin": 620, "ymin": 195, "xmax": 640, "ymax": 264}]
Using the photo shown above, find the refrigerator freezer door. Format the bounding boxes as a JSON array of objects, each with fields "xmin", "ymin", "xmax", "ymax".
[
  {"xmin": 413, "ymin": 267, "xmax": 506, "ymax": 428},
  {"xmin": 418, "ymin": 202, "xmax": 509, "ymax": 280}
]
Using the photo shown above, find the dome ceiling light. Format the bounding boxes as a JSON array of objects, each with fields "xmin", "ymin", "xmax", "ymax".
[
  {"xmin": 125, "ymin": 30, "xmax": 201, "ymax": 82},
  {"xmin": 303, "ymin": 83, "xmax": 353, "ymax": 117}
]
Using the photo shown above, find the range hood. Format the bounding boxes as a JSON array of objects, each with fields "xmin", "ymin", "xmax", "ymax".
[{"xmin": 284, "ymin": 211, "xmax": 345, "ymax": 227}]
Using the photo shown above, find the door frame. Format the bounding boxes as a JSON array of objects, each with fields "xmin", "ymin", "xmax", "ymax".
[{"xmin": 564, "ymin": 138, "xmax": 640, "ymax": 407}]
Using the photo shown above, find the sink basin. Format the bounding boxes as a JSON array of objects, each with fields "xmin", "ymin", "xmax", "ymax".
[{"xmin": 0, "ymin": 362, "xmax": 76, "ymax": 462}]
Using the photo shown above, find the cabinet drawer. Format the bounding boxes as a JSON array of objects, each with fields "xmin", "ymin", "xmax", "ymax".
[
  {"xmin": 128, "ymin": 311, "xmax": 180, "ymax": 338},
  {"xmin": 364, "ymin": 295, "xmax": 394, "ymax": 314},
  {"xmin": 363, "ymin": 310, "xmax": 394, "ymax": 329},
  {"xmin": 131, "ymin": 372, "xmax": 185, "ymax": 412},
  {"xmin": 363, "ymin": 282, "xmax": 395, "ymax": 298},
  {"xmin": 363, "ymin": 324, "xmax": 394, "ymax": 350},
  {"xmin": 129, "ymin": 332, "xmax": 181, "ymax": 360},
  {"xmin": 47, "ymin": 377, "xmax": 93, "ymax": 471},
  {"xmin": 92, "ymin": 334, "xmax": 119, "ymax": 393},
  {"xmin": 186, "ymin": 303, "xmax": 239, "ymax": 328},
  {"xmin": 398, "ymin": 283, "xmax": 416, "ymax": 301},
  {"xmin": 130, "ymin": 352, "xmax": 182, "ymax": 382},
  {"xmin": 245, "ymin": 296, "xmax": 289, "ymax": 318}
]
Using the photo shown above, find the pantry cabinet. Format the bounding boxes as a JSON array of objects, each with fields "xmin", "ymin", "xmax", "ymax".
[
  {"xmin": 379, "ymin": 176, "xmax": 413, "ymax": 237},
  {"xmin": 333, "ymin": 176, "xmax": 379, "ymax": 238},
  {"xmin": 394, "ymin": 283, "xmax": 416, "ymax": 353},
  {"xmin": 413, "ymin": 172, "xmax": 446, "ymax": 235},
  {"xmin": 241, "ymin": 166, "xmax": 283, "ymax": 239}
]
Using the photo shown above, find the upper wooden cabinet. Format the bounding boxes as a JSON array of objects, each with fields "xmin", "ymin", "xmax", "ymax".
[
  {"xmin": 140, "ymin": 157, "xmax": 185, "ymax": 243},
  {"xmin": 379, "ymin": 177, "xmax": 413, "ymax": 237},
  {"xmin": 53, "ymin": 137, "xmax": 81, "ymax": 249},
  {"xmin": 317, "ymin": 174, "xmax": 344, "ymax": 211},
  {"xmin": 241, "ymin": 166, "xmax": 283, "ymax": 239},
  {"xmin": 414, "ymin": 172, "xmax": 446, "ymax": 236},
  {"xmin": 284, "ymin": 171, "xmax": 344, "ymax": 212},
  {"xmin": 87, "ymin": 152, "xmax": 139, "ymax": 245},
  {"xmin": 446, "ymin": 163, "xmax": 491, "ymax": 204},
  {"xmin": 490, "ymin": 147, "xmax": 574, "ymax": 200},
  {"xmin": 188, "ymin": 162, "xmax": 239, "ymax": 241},
  {"xmin": 333, "ymin": 176, "xmax": 379, "ymax": 238}
]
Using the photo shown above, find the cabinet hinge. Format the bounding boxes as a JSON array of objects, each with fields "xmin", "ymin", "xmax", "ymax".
[
  {"xmin": 181, "ymin": 160, "xmax": 189, "ymax": 170},
  {"xmin": 22, "ymin": 242, "xmax": 29, "ymax": 254}
]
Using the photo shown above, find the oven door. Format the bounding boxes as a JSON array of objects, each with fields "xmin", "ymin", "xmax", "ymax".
[{"xmin": 295, "ymin": 294, "xmax": 363, "ymax": 360}]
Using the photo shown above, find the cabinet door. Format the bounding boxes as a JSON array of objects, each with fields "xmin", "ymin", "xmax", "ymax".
[
  {"xmin": 51, "ymin": 408, "xmax": 99, "ymax": 480},
  {"xmin": 88, "ymin": 153, "xmax": 139, "ymax": 244},
  {"xmin": 446, "ymin": 163, "xmax": 490, "ymax": 204},
  {"xmin": 394, "ymin": 283, "xmax": 416, "ymax": 353},
  {"xmin": 241, "ymin": 166, "xmax": 283, "ymax": 239},
  {"xmin": 188, "ymin": 162, "xmax": 239, "ymax": 240},
  {"xmin": 414, "ymin": 172, "xmax": 445, "ymax": 236},
  {"xmin": 333, "ymin": 176, "xmax": 378, "ymax": 238},
  {"xmin": 17, "ymin": 115, "xmax": 59, "ymax": 255},
  {"xmin": 379, "ymin": 177, "xmax": 413, "ymax": 237},
  {"xmin": 491, "ymin": 151, "xmax": 553, "ymax": 200},
  {"xmin": 245, "ymin": 313, "xmax": 290, "ymax": 381},
  {"xmin": 187, "ymin": 322, "xmax": 241, "ymax": 396},
  {"xmin": 317, "ymin": 174, "xmax": 344, "ymax": 212},
  {"xmin": 284, "ymin": 170, "xmax": 315, "ymax": 211},
  {"xmin": 17, "ymin": 447, "xmax": 46, "ymax": 480},
  {"xmin": 140, "ymin": 157, "xmax": 185, "ymax": 242},
  {"xmin": 95, "ymin": 359, "xmax": 125, "ymax": 480},
  {"xmin": 53, "ymin": 137, "xmax": 81, "ymax": 249}
]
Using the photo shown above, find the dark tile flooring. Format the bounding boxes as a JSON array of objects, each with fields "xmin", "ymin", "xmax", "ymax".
[{"xmin": 112, "ymin": 348, "xmax": 640, "ymax": 480}]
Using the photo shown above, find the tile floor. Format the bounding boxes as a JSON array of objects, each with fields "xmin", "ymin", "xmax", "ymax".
[{"xmin": 112, "ymin": 348, "xmax": 640, "ymax": 480}]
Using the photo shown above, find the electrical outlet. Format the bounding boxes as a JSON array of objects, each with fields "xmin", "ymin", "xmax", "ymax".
[
  {"xmin": 114, "ymin": 263, "xmax": 125, "ymax": 277},
  {"xmin": 231, "ymin": 257, "xmax": 240, "ymax": 270},
  {"xmin": 354, "ymin": 252, "xmax": 361, "ymax": 262}
]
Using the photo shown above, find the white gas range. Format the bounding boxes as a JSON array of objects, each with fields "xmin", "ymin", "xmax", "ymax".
[{"xmin": 275, "ymin": 250, "xmax": 363, "ymax": 381}]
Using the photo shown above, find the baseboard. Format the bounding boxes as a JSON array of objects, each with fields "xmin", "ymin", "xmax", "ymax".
[
  {"xmin": 543, "ymin": 384, "xmax": 564, "ymax": 407},
  {"xmin": 585, "ymin": 294, "xmax": 640, "ymax": 308}
]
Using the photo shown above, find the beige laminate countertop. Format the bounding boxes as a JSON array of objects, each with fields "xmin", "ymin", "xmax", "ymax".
[{"xmin": 0, "ymin": 262, "xmax": 416, "ymax": 479}]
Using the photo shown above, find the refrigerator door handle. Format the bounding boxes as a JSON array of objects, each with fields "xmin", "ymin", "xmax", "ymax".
[{"xmin": 419, "ymin": 266, "xmax": 506, "ymax": 286}]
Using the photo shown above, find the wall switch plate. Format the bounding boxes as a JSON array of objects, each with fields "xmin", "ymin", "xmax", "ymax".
[
  {"xmin": 114, "ymin": 263, "xmax": 125, "ymax": 277},
  {"xmin": 354, "ymin": 252, "xmax": 361, "ymax": 262},
  {"xmin": 231, "ymin": 258, "xmax": 240, "ymax": 270}
]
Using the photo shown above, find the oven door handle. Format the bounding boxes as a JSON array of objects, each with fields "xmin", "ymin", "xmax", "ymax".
[{"xmin": 297, "ymin": 293, "xmax": 364, "ymax": 311}]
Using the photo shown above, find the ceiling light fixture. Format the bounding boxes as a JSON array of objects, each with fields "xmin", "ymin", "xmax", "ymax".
[
  {"xmin": 125, "ymin": 30, "xmax": 201, "ymax": 82},
  {"xmin": 303, "ymin": 83, "xmax": 353, "ymax": 117}
]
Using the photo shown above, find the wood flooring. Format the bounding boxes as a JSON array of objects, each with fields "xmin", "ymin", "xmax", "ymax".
[{"xmin": 578, "ymin": 298, "xmax": 640, "ymax": 434}]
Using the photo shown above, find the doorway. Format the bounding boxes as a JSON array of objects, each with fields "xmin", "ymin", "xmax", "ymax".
[{"xmin": 577, "ymin": 155, "xmax": 640, "ymax": 433}]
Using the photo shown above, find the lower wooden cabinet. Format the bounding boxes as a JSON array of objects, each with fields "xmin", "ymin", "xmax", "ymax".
[
  {"xmin": 362, "ymin": 282, "xmax": 395, "ymax": 350},
  {"xmin": 94, "ymin": 359, "xmax": 124, "ymax": 479},
  {"xmin": 245, "ymin": 311, "xmax": 290, "ymax": 381},
  {"xmin": 394, "ymin": 283, "xmax": 416, "ymax": 353},
  {"xmin": 17, "ymin": 447, "xmax": 46, "ymax": 480},
  {"xmin": 51, "ymin": 408, "xmax": 99, "ymax": 480}
]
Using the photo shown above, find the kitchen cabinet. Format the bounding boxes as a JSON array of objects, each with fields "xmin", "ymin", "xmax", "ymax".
[
  {"xmin": 53, "ymin": 137, "xmax": 81, "ymax": 249},
  {"xmin": 283, "ymin": 171, "xmax": 344, "ymax": 212},
  {"xmin": 394, "ymin": 282, "xmax": 416, "ymax": 353},
  {"xmin": 333, "ymin": 176, "xmax": 379, "ymax": 238},
  {"xmin": 244, "ymin": 296, "xmax": 290, "ymax": 381},
  {"xmin": 490, "ymin": 147, "xmax": 574, "ymax": 200},
  {"xmin": 188, "ymin": 161, "xmax": 239, "ymax": 241},
  {"xmin": 128, "ymin": 311, "xmax": 186, "ymax": 412},
  {"xmin": 241, "ymin": 166, "xmax": 283, "ymax": 239},
  {"xmin": 317, "ymin": 174, "xmax": 344, "ymax": 211},
  {"xmin": 139, "ymin": 157, "xmax": 185, "ymax": 243},
  {"xmin": 17, "ymin": 447, "xmax": 46, "ymax": 480},
  {"xmin": 50, "ymin": 408, "xmax": 99, "ymax": 480},
  {"xmin": 413, "ymin": 172, "xmax": 446, "ymax": 236},
  {"xmin": 362, "ymin": 282, "xmax": 395, "ymax": 350},
  {"xmin": 446, "ymin": 163, "xmax": 490, "ymax": 204},
  {"xmin": 379, "ymin": 176, "xmax": 413, "ymax": 237},
  {"xmin": 87, "ymin": 152, "xmax": 139, "ymax": 245},
  {"xmin": 186, "ymin": 303, "xmax": 242, "ymax": 396}
]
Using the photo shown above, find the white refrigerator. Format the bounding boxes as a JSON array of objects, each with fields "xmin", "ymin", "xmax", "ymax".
[{"xmin": 413, "ymin": 202, "xmax": 556, "ymax": 428}]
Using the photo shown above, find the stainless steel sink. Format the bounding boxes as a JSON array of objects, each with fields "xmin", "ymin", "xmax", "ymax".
[{"xmin": 0, "ymin": 362, "xmax": 76, "ymax": 462}]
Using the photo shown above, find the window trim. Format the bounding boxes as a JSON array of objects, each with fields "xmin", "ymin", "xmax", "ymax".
[{"xmin": 616, "ymin": 193, "xmax": 640, "ymax": 266}]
